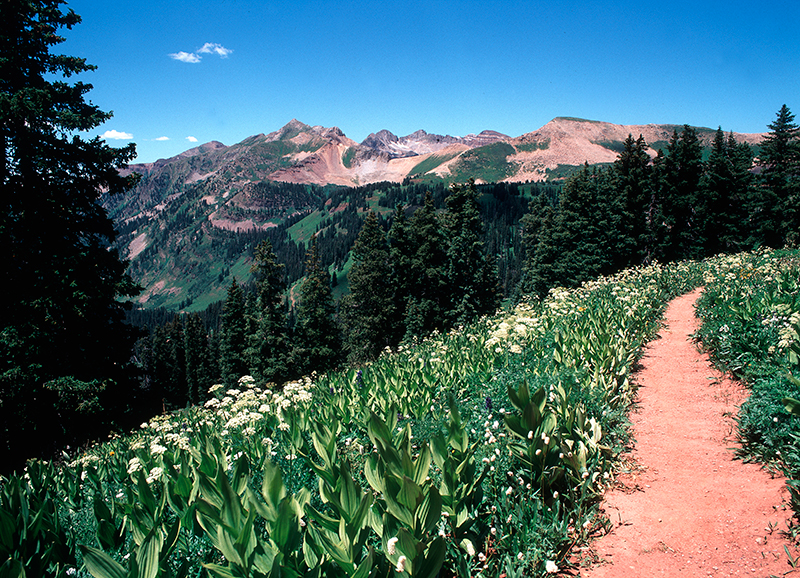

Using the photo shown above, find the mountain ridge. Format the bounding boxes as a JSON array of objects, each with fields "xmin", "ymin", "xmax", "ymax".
[{"xmin": 123, "ymin": 117, "xmax": 763, "ymax": 189}]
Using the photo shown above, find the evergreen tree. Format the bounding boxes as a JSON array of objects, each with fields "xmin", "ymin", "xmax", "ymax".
[
  {"xmin": 219, "ymin": 279, "xmax": 248, "ymax": 387},
  {"xmin": 613, "ymin": 134, "xmax": 652, "ymax": 264},
  {"xmin": 550, "ymin": 165, "xmax": 620, "ymax": 288},
  {"xmin": 248, "ymin": 239, "xmax": 291, "ymax": 384},
  {"xmin": 387, "ymin": 204, "xmax": 413, "ymax": 343},
  {"xmin": 0, "ymin": 0, "xmax": 141, "ymax": 468},
  {"xmin": 757, "ymin": 105, "xmax": 800, "ymax": 247},
  {"xmin": 164, "ymin": 315, "xmax": 187, "ymax": 408},
  {"xmin": 443, "ymin": 179, "xmax": 499, "ymax": 326},
  {"xmin": 652, "ymin": 126, "xmax": 704, "ymax": 260},
  {"xmin": 341, "ymin": 211, "xmax": 395, "ymax": 362},
  {"xmin": 294, "ymin": 235, "xmax": 342, "ymax": 375},
  {"xmin": 184, "ymin": 313, "xmax": 210, "ymax": 405},
  {"xmin": 698, "ymin": 128, "xmax": 755, "ymax": 254},
  {"xmin": 404, "ymin": 193, "xmax": 449, "ymax": 338},
  {"xmin": 520, "ymin": 190, "xmax": 559, "ymax": 298}
]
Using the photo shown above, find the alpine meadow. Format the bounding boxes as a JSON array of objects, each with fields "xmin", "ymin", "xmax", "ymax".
[{"xmin": 2, "ymin": 1, "xmax": 800, "ymax": 577}]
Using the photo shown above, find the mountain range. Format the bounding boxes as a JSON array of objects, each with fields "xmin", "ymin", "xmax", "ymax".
[
  {"xmin": 122, "ymin": 116, "xmax": 764, "ymax": 190},
  {"xmin": 107, "ymin": 117, "xmax": 765, "ymax": 312}
]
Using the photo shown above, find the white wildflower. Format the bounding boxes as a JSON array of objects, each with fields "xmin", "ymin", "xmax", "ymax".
[{"xmin": 396, "ymin": 555, "xmax": 407, "ymax": 573}]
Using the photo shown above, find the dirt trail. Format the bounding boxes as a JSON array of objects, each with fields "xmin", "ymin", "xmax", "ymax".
[{"xmin": 583, "ymin": 289, "xmax": 798, "ymax": 577}]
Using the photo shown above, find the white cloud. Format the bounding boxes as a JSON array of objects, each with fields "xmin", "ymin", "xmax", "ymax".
[
  {"xmin": 101, "ymin": 130, "xmax": 133, "ymax": 140},
  {"xmin": 169, "ymin": 51, "xmax": 201, "ymax": 63},
  {"xmin": 198, "ymin": 43, "xmax": 233, "ymax": 58},
  {"xmin": 154, "ymin": 136, "xmax": 170, "ymax": 141},
  {"xmin": 186, "ymin": 136, "xmax": 198, "ymax": 142},
  {"xmin": 169, "ymin": 43, "xmax": 232, "ymax": 63}
]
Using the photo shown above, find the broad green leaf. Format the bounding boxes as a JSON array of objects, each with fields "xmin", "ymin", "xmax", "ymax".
[
  {"xmin": 364, "ymin": 455, "xmax": 384, "ymax": 494},
  {"xmin": 135, "ymin": 471, "xmax": 157, "ymax": 516},
  {"xmin": 412, "ymin": 445, "xmax": 432, "ymax": 487},
  {"xmin": 418, "ymin": 486, "xmax": 442, "ymax": 535},
  {"xmin": 251, "ymin": 545, "xmax": 280, "ymax": 575},
  {"xmin": 271, "ymin": 499, "xmax": 300, "ymax": 553},
  {"xmin": 96, "ymin": 519, "xmax": 120, "ymax": 551},
  {"xmin": 261, "ymin": 461, "xmax": 286, "ymax": 514},
  {"xmin": 217, "ymin": 526, "xmax": 246, "ymax": 567},
  {"xmin": 396, "ymin": 476, "xmax": 423, "ymax": 511},
  {"xmin": 305, "ymin": 503, "xmax": 339, "ymax": 534},
  {"xmin": 93, "ymin": 495, "xmax": 114, "ymax": 523},
  {"xmin": 339, "ymin": 462, "xmax": 360, "ymax": 520},
  {"xmin": 382, "ymin": 488, "xmax": 414, "ymax": 528},
  {"xmin": 351, "ymin": 547, "xmax": 374, "ymax": 578},
  {"xmin": 305, "ymin": 522, "xmax": 354, "ymax": 573},
  {"xmin": 79, "ymin": 545, "xmax": 127, "ymax": 578},
  {"xmin": 783, "ymin": 396, "xmax": 800, "ymax": 416},
  {"xmin": 162, "ymin": 518, "xmax": 182, "ymax": 560},
  {"xmin": 230, "ymin": 455, "xmax": 250, "ymax": 497},
  {"xmin": 234, "ymin": 508, "xmax": 258, "ymax": 565},
  {"xmin": 201, "ymin": 563, "xmax": 238, "ymax": 578},
  {"xmin": 217, "ymin": 464, "xmax": 242, "ymax": 531},
  {"xmin": 137, "ymin": 527, "xmax": 164, "ymax": 578}
]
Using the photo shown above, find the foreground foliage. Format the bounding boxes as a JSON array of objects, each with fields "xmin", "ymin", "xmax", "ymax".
[
  {"xmin": 694, "ymin": 249, "xmax": 800, "ymax": 522},
  {"xmin": 0, "ymin": 259, "xmax": 704, "ymax": 577}
]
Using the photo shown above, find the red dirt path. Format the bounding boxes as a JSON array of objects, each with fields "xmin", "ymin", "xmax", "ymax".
[{"xmin": 582, "ymin": 289, "xmax": 799, "ymax": 577}]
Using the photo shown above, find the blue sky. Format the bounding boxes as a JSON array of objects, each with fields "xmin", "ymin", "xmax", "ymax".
[{"xmin": 62, "ymin": 0, "xmax": 800, "ymax": 164}]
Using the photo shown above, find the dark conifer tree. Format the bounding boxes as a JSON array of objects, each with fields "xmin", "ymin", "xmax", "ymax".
[
  {"xmin": 184, "ymin": 313, "xmax": 210, "ymax": 404},
  {"xmin": 698, "ymin": 128, "xmax": 755, "ymax": 254},
  {"xmin": 652, "ymin": 126, "xmax": 704, "ymax": 260},
  {"xmin": 164, "ymin": 315, "xmax": 187, "ymax": 408},
  {"xmin": 341, "ymin": 211, "xmax": 395, "ymax": 362},
  {"xmin": 613, "ymin": 134, "xmax": 652, "ymax": 264},
  {"xmin": 293, "ymin": 235, "xmax": 342, "ymax": 375},
  {"xmin": 247, "ymin": 240, "xmax": 291, "ymax": 384},
  {"xmin": 219, "ymin": 279, "xmax": 248, "ymax": 386},
  {"xmin": 387, "ymin": 204, "xmax": 413, "ymax": 343},
  {"xmin": 0, "ymin": 0, "xmax": 141, "ymax": 468},
  {"xmin": 443, "ymin": 180, "xmax": 499, "ymax": 326},
  {"xmin": 520, "ymin": 190, "xmax": 559, "ymax": 298},
  {"xmin": 405, "ymin": 192, "xmax": 449, "ymax": 338},
  {"xmin": 757, "ymin": 105, "xmax": 800, "ymax": 247}
]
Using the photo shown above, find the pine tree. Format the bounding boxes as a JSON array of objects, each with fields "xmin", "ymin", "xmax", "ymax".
[
  {"xmin": 757, "ymin": 105, "xmax": 800, "ymax": 247},
  {"xmin": 443, "ymin": 179, "xmax": 499, "ymax": 326},
  {"xmin": 1, "ymin": 0, "xmax": 141, "ymax": 468},
  {"xmin": 247, "ymin": 240, "xmax": 292, "ymax": 384},
  {"xmin": 293, "ymin": 235, "xmax": 342, "ymax": 375},
  {"xmin": 164, "ymin": 315, "xmax": 187, "ymax": 408},
  {"xmin": 387, "ymin": 204, "xmax": 413, "ymax": 343},
  {"xmin": 404, "ymin": 193, "xmax": 449, "ymax": 338},
  {"xmin": 520, "ymin": 190, "xmax": 559, "ymax": 298},
  {"xmin": 613, "ymin": 134, "xmax": 652, "ymax": 264},
  {"xmin": 184, "ymin": 313, "xmax": 210, "ymax": 405},
  {"xmin": 341, "ymin": 211, "xmax": 395, "ymax": 362},
  {"xmin": 697, "ymin": 128, "xmax": 754, "ymax": 254},
  {"xmin": 652, "ymin": 126, "xmax": 704, "ymax": 260},
  {"xmin": 219, "ymin": 279, "xmax": 248, "ymax": 387}
]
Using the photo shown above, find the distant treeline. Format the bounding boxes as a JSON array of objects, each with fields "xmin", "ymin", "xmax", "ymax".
[{"xmin": 520, "ymin": 108, "xmax": 799, "ymax": 295}]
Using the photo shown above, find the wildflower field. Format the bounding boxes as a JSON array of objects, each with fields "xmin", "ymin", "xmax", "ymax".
[{"xmin": 6, "ymin": 251, "xmax": 800, "ymax": 577}]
